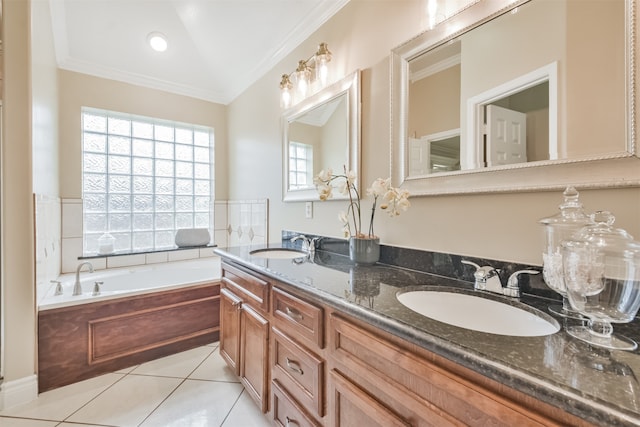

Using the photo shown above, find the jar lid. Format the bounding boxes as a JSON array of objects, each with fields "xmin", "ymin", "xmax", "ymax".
[
  {"xmin": 563, "ymin": 211, "xmax": 638, "ymax": 253},
  {"xmin": 539, "ymin": 186, "xmax": 592, "ymax": 226}
]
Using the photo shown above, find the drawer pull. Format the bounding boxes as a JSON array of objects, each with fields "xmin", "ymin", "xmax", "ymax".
[
  {"xmin": 285, "ymin": 306, "xmax": 303, "ymax": 321},
  {"xmin": 285, "ymin": 357, "xmax": 304, "ymax": 375},
  {"xmin": 286, "ymin": 416, "xmax": 300, "ymax": 427}
]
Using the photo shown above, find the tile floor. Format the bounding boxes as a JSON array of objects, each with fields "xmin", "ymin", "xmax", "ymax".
[{"xmin": 0, "ymin": 343, "xmax": 271, "ymax": 427}]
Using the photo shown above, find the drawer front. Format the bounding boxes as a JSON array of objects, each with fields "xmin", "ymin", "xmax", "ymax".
[
  {"xmin": 273, "ymin": 380, "xmax": 321, "ymax": 427},
  {"xmin": 272, "ymin": 286, "xmax": 324, "ymax": 349},
  {"xmin": 272, "ymin": 327, "xmax": 324, "ymax": 418},
  {"xmin": 330, "ymin": 314, "xmax": 556, "ymax": 427},
  {"xmin": 329, "ymin": 369, "xmax": 410, "ymax": 427},
  {"xmin": 222, "ymin": 262, "xmax": 269, "ymax": 312}
]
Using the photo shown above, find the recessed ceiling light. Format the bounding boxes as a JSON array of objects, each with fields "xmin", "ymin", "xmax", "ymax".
[{"xmin": 147, "ymin": 32, "xmax": 168, "ymax": 52}]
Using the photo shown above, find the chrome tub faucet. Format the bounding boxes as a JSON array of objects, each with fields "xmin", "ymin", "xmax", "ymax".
[{"xmin": 74, "ymin": 261, "xmax": 94, "ymax": 296}]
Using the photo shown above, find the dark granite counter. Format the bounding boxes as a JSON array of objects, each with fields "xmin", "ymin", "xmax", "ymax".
[{"xmin": 214, "ymin": 243, "xmax": 640, "ymax": 426}]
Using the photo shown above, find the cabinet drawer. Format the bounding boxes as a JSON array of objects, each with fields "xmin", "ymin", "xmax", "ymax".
[
  {"xmin": 330, "ymin": 314, "xmax": 557, "ymax": 427},
  {"xmin": 222, "ymin": 263, "xmax": 269, "ymax": 312},
  {"xmin": 272, "ymin": 327, "xmax": 324, "ymax": 418},
  {"xmin": 273, "ymin": 380, "xmax": 321, "ymax": 427},
  {"xmin": 272, "ymin": 287, "xmax": 324, "ymax": 349}
]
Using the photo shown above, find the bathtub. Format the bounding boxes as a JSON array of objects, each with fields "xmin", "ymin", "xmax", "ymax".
[
  {"xmin": 39, "ymin": 257, "xmax": 222, "ymax": 311},
  {"xmin": 38, "ymin": 257, "xmax": 222, "ymax": 392}
]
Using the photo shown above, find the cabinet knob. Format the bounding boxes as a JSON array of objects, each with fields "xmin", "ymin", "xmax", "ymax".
[{"xmin": 285, "ymin": 357, "xmax": 304, "ymax": 375}]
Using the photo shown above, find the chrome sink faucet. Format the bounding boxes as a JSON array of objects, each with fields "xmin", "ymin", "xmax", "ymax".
[
  {"xmin": 74, "ymin": 261, "xmax": 94, "ymax": 296},
  {"xmin": 291, "ymin": 234, "xmax": 320, "ymax": 255},
  {"xmin": 462, "ymin": 260, "xmax": 539, "ymax": 298}
]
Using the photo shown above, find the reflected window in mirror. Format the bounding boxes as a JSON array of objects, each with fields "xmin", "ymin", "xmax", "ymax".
[
  {"xmin": 289, "ymin": 142, "xmax": 313, "ymax": 190},
  {"xmin": 283, "ymin": 71, "xmax": 360, "ymax": 202}
]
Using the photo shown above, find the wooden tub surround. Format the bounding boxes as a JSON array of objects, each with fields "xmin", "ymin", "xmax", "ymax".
[{"xmin": 38, "ymin": 281, "xmax": 220, "ymax": 392}]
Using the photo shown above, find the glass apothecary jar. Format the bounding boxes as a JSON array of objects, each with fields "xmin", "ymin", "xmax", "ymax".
[
  {"xmin": 562, "ymin": 211, "xmax": 640, "ymax": 350},
  {"xmin": 538, "ymin": 186, "xmax": 592, "ymax": 318}
]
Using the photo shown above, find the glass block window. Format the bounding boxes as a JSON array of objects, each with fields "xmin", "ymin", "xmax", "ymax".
[
  {"xmin": 82, "ymin": 107, "xmax": 214, "ymax": 254},
  {"xmin": 288, "ymin": 141, "xmax": 313, "ymax": 190}
]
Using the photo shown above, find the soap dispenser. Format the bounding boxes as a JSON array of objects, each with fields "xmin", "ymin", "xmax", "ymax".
[{"xmin": 538, "ymin": 186, "xmax": 592, "ymax": 318}]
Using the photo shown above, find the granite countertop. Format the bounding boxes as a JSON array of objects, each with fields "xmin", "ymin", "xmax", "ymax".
[{"xmin": 214, "ymin": 244, "xmax": 640, "ymax": 427}]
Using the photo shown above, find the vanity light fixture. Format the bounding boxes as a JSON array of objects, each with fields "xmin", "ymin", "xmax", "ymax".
[
  {"xmin": 147, "ymin": 32, "xmax": 168, "ymax": 52},
  {"xmin": 280, "ymin": 42, "xmax": 332, "ymax": 108}
]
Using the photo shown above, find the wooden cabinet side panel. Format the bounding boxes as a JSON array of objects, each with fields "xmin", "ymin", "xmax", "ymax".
[
  {"xmin": 240, "ymin": 304, "xmax": 270, "ymax": 413},
  {"xmin": 219, "ymin": 287, "xmax": 242, "ymax": 375}
]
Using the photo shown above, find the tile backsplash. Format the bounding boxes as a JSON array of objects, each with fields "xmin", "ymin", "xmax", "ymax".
[
  {"xmin": 34, "ymin": 194, "xmax": 61, "ymax": 299},
  {"xmin": 58, "ymin": 198, "xmax": 268, "ymax": 273}
]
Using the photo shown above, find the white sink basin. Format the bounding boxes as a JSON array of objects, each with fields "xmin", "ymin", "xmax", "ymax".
[
  {"xmin": 396, "ymin": 290, "xmax": 559, "ymax": 337},
  {"xmin": 250, "ymin": 248, "xmax": 307, "ymax": 259}
]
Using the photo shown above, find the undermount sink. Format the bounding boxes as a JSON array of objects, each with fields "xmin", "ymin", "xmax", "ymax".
[
  {"xmin": 250, "ymin": 248, "xmax": 307, "ymax": 259},
  {"xmin": 396, "ymin": 289, "xmax": 559, "ymax": 337}
]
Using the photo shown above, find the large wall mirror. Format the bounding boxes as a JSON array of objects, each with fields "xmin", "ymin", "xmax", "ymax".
[
  {"xmin": 391, "ymin": 0, "xmax": 640, "ymax": 195},
  {"xmin": 283, "ymin": 70, "xmax": 360, "ymax": 202}
]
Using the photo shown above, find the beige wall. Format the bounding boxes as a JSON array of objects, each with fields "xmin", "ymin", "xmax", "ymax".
[
  {"xmin": 2, "ymin": 0, "xmax": 37, "ymax": 386},
  {"xmin": 227, "ymin": 0, "xmax": 640, "ymax": 266},
  {"xmin": 58, "ymin": 70, "xmax": 228, "ymax": 200}
]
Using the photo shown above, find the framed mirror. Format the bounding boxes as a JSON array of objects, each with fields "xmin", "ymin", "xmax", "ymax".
[
  {"xmin": 283, "ymin": 70, "xmax": 360, "ymax": 202},
  {"xmin": 391, "ymin": 0, "xmax": 640, "ymax": 195}
]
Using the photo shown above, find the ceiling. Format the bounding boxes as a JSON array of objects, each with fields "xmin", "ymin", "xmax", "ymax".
[{"xmin": 49, "ymin": 0, "xmax": 350, "ymax": 105}]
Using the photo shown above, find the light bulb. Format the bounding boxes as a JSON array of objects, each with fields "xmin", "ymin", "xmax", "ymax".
[{"xmin": 147, "ymin": 32, "xmax": 168, "ymax": 52}]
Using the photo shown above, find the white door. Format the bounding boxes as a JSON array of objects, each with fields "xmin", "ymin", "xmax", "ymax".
[
  {"xmin": 408, "ymin": 137, "xmax": 430, "ymax": 176},
  {"xmin": 485, "ymin": 105, "xmax": 527, "ymax": 167}
]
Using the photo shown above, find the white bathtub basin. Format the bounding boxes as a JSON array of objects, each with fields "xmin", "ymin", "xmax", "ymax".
[
  {"xmin": 250, "ymin": 248, "xmax": 307, "ymax": 259},
  {"xmin": 396, "ymin": 290, "xmax": 559, "ymax": 337}
]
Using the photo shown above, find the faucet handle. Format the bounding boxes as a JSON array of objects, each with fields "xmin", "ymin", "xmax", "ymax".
[
  {"xmin": 505, "ymin": 270, "xmax": 540, "ymax": 297},
  {"xmin": 462, "ymin": 260, "xmax": 499, "ymax": 290},
  {"xmin": 50, "ymin": 280, "xmax": 63, "ymax": 296}
]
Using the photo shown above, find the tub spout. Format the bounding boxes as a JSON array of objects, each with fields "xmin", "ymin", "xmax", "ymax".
[{"xmin": 74, "ymin": 262, "xmax": 94, "ymax": 296}]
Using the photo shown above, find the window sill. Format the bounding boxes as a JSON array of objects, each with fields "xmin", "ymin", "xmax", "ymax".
[{"xmin": 79, "ymin": 244, "xmax": 218, "ymax": 260}]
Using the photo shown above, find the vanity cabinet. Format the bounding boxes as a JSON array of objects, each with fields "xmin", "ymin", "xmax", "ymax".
[
  {"xmin": 220, "ymin": 263, "xmax": 270, "ymax": 412},
  {"xmin": 219, "ymin": 260, "xmax": 596, "ymax": 427}
]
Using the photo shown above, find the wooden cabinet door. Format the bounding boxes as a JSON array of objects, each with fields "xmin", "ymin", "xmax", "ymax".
[
  {"xmin": 240, "ymin": 304, "xmax": 270, "ymax": 413},
  {"xmin": 219, "ymin": 287, "xmax": 242, "ymax": 375},
  {"xmin": 329, "ymin": 370, "xmax": 410, "ymax": 427}
]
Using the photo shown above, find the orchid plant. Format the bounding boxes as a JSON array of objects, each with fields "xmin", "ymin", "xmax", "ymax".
[{"xmin": 313, "ymin": 167, "xmax": 411, "ymax": 238}]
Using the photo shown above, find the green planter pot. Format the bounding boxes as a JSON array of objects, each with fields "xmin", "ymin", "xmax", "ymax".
[{"xmin": 349, "ymin": 237, "xmax": 380, "ymax": 265}]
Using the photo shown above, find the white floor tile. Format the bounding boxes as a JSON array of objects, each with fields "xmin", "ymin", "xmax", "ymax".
[
  {"xmin": 0, "ymin": 373, "xmax": 123, "ymax": 422},
  {"xmin": 66, "ymin": 375, "xmax": 182, "ymax": 427},
  {"xmin": 58, "ymin": 423, "xmax": 108, "ymax": 427},
  {"xmin": 0, "ymin": 418, "xmax": 58, "ymax": 427},
  {"xmin": 222, "ymin": 390, "xmax": 271, "ymax": 427},
  {"xmin": 140, "ymin": 379, "xmax": 243, "ymax": 427},
  {"xmin": 189, "ymin": 348, "xmax": 240, "ymax": 383},
  {"xmin": 131, "ymin": 346, "xmax": 214, "ymax": 378}
]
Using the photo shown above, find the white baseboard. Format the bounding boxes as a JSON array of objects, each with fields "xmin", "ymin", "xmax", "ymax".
[{"xmin": 0, "ymin": 375, "xmax": 38, "ymax": 410}]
